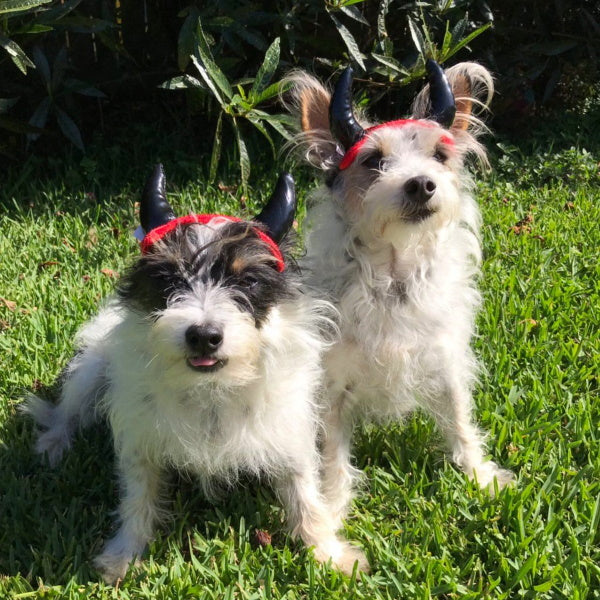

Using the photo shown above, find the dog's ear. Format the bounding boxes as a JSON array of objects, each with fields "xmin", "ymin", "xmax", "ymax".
[
  {"xmin": 450, "ymin": 72, "xmax": 474, "ymax": 132},
  {"xmin": 283, "ymin": 71, "xmax": 340, "ymax": 170},
  {"xmin": 412, "ymin": 62, "xmax": 494, "ymax": 137},
  {"xmin": 300, "ymin": 84, "xmax": 330, "ymax": 134}
]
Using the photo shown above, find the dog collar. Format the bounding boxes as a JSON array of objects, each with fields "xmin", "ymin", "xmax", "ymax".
[
  {"xmin": 140, "ymin": 214, "xmax": 285, "ymax": 272},
  {"xmin": 338, "ymin": 119, "xmax": 455, "ymax": 170}
]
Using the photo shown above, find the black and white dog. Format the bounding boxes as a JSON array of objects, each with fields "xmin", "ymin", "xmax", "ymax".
[
  {"xmin": 23, "ymin": 166, "xmax": 367, "ymax": 582},
  {"xmin": 286, "ymin": 61, "xmax": 514, "ymax": 532}
]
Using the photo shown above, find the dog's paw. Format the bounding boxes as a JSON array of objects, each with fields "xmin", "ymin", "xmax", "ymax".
[
  {"xmin": 93, "ymin": 548, "xmax": 140, "ymax": 584},
  {"xmin": 313, "ymin": 538, "xmax": 370, "ymax": 576},
  {"xmin": 472, "ymin": 462, "xmax": 515, "ymax": 495},
  {"xmin": 34, "ymin": 428, "xmax": 71, "ymax": 467}
]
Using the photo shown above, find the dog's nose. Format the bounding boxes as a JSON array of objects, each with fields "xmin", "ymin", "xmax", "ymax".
[
  {"xmin": 185, "ymin": 324, "xmax": 223, "ymax": 354},
  {"xmin": 404, "ymin": 176, "xmax": 436, "ymax": 203}
]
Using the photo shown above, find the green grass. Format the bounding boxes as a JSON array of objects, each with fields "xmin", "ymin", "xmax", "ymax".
[{"xmin": 1, "ymin": 114, "xmax": 599, "ymax": 599}]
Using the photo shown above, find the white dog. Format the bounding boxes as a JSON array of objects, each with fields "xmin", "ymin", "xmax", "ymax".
[
  {"xmin": 286, "ymin": 60, "xmax": 514, "ymax": 529},
  {"xmin": 22, "ymin": 166, "xmax": 367, "ymax": 582}
]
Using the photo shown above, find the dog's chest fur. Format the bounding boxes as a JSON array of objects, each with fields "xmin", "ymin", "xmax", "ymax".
[
  {"xmin": 306, "ymin": 207, "xmax": 481, "ymax": 418},
  {"xmin": 95, "ymin": 305, "xmax": 320, "ymax": 484}
]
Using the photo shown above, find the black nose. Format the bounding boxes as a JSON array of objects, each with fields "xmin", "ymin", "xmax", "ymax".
[
  {"xmin": 185, "ymin": 325, "xmax": 223, "ymax": 354},
  {"xmin": 404, "ymin": 176, "xmax": 436, "ymax": 203}
]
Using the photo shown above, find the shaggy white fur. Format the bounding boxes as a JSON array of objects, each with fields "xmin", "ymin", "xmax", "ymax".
[
  {"xmin": 286, "ymin": 62, "xmax": 514, "ymax": 529},
  {"xmin": 22, "ymin": 217, "xmax": 367, "ymax": 582}
]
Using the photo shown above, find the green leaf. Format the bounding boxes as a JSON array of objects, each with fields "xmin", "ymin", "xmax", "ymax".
[
  {"xmin": 27, "ymin": 96, "xmax": 50, "ymax": 141},
  {"xmin": 230, "ymin": 93, "xmax": 251, "ymax": 112},
  {"xmin": 251, "ymin": 110, "xmax": 295, "ymax": 140},
  {"xmin": 264, "ymin": 117, "xmax": 294, "ymax": 141},
  {"xmin": 0, "ymin": 115, "xmax": 44, "ymax": 134},
  {"xmin": 38, "ymin": 0, "xmax": 82, "ymax": 22},
  {"xmin": 32, "ymin": 46, "xmax": 50, "ymax": 85},
  {"xmin": 339, "ymin": 5, "xmax": 369, "ymax": 26},
  {"xmin": 440, "ymin": 20, "xmax": 452, "ymax": 56},
  {"xmin": 249, "ymin": 37, "xmax": 280, "ymax": 103},
  {"xmin": 530, "ymin": 40, "xmax": 579, "ymax": 56},
  {"xmin": 177, "ymin": 7, "xmax": 199, "ymax": 71},
  {"xmin": 0, "ymin": 0, "xmax": 51, "ymax": 15},
  {"xmin": 328, "ymin": 10, "xmax": 366, "ymax": 71},
  {"xmin": 55, "ymin": 106, "xmax": 84, "ymax": 150},
  {"xmin": 451, "ymin": 17, "xmax": 468, "ymax": 45},
  {"xmin": 233, "ymin": 118, "xmax": 250, "ymax": 189},
  {"xmin": 51, "ymin": 16, "xmax": 114, "ymax": 34},
  {"xmin": 191, "ymin": 55, "xmax": 225, "ymax": 108},
  {"xmin": 13, "ymin": 23, "xmax": 53, "ymax": 34},
  {"xmin": 442, "ymin": 22, "xmax": 491, "ymax": 62},
  {"xmin": 229, "ymin": 22, "xmax": 267, "ymax": 51},
  {"xmin": 246, "ymin": 111, "xmax": 275, "ymax": 157},
  {"xmin": 0, "ymin": 97, "xmax": 19, "ymax": 114},
  {"xmin": 51, "ymin": 46, "xmax": 68, "ymax": 91},
  {"xmin": 159, "ymin": 75, "xmax": 205, "ymax": 91},
  {"xmin": 377, "ymin": 0, "xmax": 391, "ymax": 44},
  {"xmin": 209, "ymin": 112, "xmax": 223, "ymax": 183},
  {"xmin": 64, "ymin": 78, "xmax": 106, "ymax": 98},
  {"xmin": 252, "ymin": 81, "xmax": 283, "ymax": 106},
  {"xmin": 193, "ymin": 17, "xmax": 233, "ymax": 101},
  {"xmin": 408, "ymin": 18, "xmax": 425, "ymax": 56},
  {"xmin": 0, "ymin": 34, "xmax": 35, "ymax": 74},
  {"xmin": 371, "ymin": 53, "xmax": 409, "ymax": 76}
]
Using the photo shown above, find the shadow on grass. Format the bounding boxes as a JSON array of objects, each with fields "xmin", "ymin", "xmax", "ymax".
[
  {"xmin": 0, "ymin": 386, "xmax": 296, "ymax": 586},
  {"xmin": 0, "ymin": 396, "xmax": 115, "ymax": 584},
  {"xmin": 0, "ymin": 122, "xmax": 297, "ymax": 224}
]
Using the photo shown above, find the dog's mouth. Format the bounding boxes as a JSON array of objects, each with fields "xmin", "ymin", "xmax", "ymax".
[
  {"xmin": 402, "ymin": 207, "xmax": 437, "ymax": 222},
  {"xmin": 187, "ymin": 356, "xmax": 228, "ymax": 373}
]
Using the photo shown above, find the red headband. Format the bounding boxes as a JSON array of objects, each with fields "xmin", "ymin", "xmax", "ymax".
[
  {"xmin": 338, "ymin": 119, "xmax": 455, "ymax": 170},
  {"xmin": 140, "ymin": 214, "xmax": 285, "ymax": 272}
]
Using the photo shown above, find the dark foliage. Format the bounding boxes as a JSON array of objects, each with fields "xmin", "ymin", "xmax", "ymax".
[{"xmin": 1, "ymin": 0, "xmax": 598, "ymax": 167}]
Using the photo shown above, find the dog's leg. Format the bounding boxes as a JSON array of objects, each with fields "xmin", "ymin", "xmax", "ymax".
[
  {"xmin": 274, "ymin": 462, "xmax": 369, "ymax": 576},
  {"xmin": 320, "ymin": 391, "xmax": 360, "ymax": 530},
  {"xmin": 94, "ymin": 451, "xmax": 163, "ymax": 584},
  {"xmin": 21, "ymin": 350, "xmax": 106, "ymax": 466},
  {"xmin": 430, "ymin": 376, "xmax": 514, "ymax": 492}
]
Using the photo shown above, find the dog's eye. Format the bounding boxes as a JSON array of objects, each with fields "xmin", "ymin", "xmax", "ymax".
[
  {"xmin": 362, "ymin": 152, "xmax": 385, "ymax": 171},
  {"xmin": 433, "ymin": 149, "xmax": 448, "ymax": 163}
]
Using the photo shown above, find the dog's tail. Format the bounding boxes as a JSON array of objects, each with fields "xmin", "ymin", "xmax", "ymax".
[
  {"xmin": 21, "ymin": 305, "xmax": 125, "ymax": 465},
  {"xmin": 21, "ymin": 347, "xmax": 109, "ymax": 466}
]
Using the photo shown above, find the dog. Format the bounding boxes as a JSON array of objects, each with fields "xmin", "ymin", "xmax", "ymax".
[
  {"xmin": 22, "ymin": 165, "xmax": 367, "ymax": 583},
  {"xmin": 285, "ymin": 60, "xmax": 514, "ymax": 530}
]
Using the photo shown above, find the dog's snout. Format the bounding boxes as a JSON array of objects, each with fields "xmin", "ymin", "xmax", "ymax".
[
  {"xmin": 404, "ymin": 176, "xmax": 436, "ymax": 203},
  {"xmin": 185, "ymin": 324, "xmax": 223, "ymax": 354}
]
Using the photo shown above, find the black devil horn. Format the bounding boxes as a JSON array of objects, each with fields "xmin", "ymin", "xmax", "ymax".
[
  {"xmin": 425, "ymin": 59, "xmax": 456, "ymax": 128},
  {"xmin": 140, "ymin": 163, "xmax": 176, "ymax": 234},
  {"xmin": 254, "ymin": 172, "xmax": 296, "ymax": 244},
  {"xmin": 329, "ymin": 65, "xmax": 365, "ymax": 150}
]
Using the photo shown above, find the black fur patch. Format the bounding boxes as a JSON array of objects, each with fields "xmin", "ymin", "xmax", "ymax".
[
  {"xmin": 117, "ymin": 221, "xmax": 296, "ymax": 326},
  {"xmin": 325, "ymin": 168, "xmax": 340, "ymax": 187}
]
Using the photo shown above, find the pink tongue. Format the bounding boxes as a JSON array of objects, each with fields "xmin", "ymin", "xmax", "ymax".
[{"xmin": 189, "ymin": 356, "xmax": 218, "ymax": 367}]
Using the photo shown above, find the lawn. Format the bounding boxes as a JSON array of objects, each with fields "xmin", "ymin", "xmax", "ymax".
[{"xmin": 1, "ymin": 107, "xmax": 599, "ymax": 599}]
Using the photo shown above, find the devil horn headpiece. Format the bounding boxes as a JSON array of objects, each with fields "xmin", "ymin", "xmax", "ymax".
[
  {"xmin": 329, "ymin": 66, "xmax": 366, "ymax": 150},
  {"xmin": 253, "ymin": 172, "xmax": 296, "ymax": 244},
  {"xmin": 140, "ymin": 163, "xmax": 176, "ymax": 234},
  {"xmin": 425, "ymin": 59, "xmax": 456, "ymax": 128}
]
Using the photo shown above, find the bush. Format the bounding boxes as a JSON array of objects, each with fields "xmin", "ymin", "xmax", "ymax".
[{"xmin": 1, "ymin": 0, "xmax": 598, "ymax": 176}]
